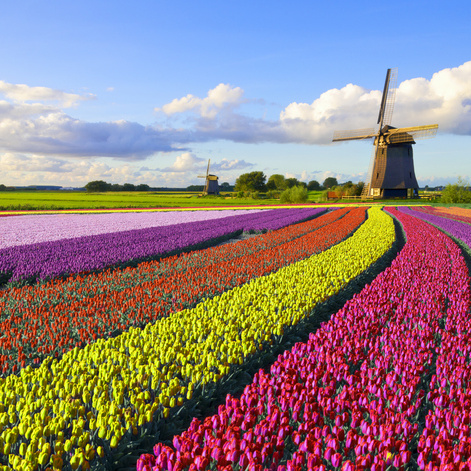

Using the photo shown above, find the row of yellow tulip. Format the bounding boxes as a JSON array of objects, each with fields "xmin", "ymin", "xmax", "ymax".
[{"xmin": 0, "ymin": 207, "xmax": 395, "ymax": 471}]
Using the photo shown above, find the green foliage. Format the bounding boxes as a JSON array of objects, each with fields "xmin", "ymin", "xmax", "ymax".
[
  {"xmin": 285, "ymin": 177, "xmax": 300, "ymax": 189},
  {"xmin": 279, "ymin": 185, "xmax": 308, "ymax": 203},
  {"xmin": 85, "ymin": 180, "xmax": 110, "ymax": 192},
  {"xmin": 234, "ymin": 172, "xmax": 267, "ymax": 192},
  {"xmin": 441, "ymin": 177, "xmax": 471, "ymax": 203},
  {"xmin": 323, "ymin": 177, "xmax": 338, "ymax": 189},
  {"xmin": 266, "ymin": 174, "xmax": 286, "ymax": 191},
  {"xmin": 265, "ymin": 190, "xmax": 280, "ymax": 199},
  {"xmin": 307, "ymin": 180, "xmax": 321, "ymax": 191}
]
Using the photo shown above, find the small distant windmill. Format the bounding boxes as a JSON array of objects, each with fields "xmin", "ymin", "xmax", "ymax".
[
  {"xmin": 197, "ymin": 159, "xmax": 219, "ymax": 195},
  {"xmin": 332, "ymin": 68, "xmax": 438, "ymax": 199}
]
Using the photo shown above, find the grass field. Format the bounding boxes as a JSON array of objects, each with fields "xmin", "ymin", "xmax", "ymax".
[
  {"xmin": 1, "ymin": 190, "xmax": 466, "ymax": 212},
  {"xmin": 0, "ymin": 190, "xmax": 326, "ymax": 210}
]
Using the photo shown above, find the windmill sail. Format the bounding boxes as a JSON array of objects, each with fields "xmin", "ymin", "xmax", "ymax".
[
  {"xmin": 332, "ymin": 128, "xmax": 376, "ymax": 142},
  {"xmin": 377, "ymin": 68, "xmax": 397, "ymax": 128}
]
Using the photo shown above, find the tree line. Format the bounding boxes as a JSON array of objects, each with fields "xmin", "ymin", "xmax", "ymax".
[{"xmin": 234, "ymin": 171, "xmax": 354, "ymax": 193}]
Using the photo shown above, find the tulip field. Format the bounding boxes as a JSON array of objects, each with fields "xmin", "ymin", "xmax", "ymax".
[{"xmin": 1, "ymin": 205, "xmax": 471, "ymax": 471}]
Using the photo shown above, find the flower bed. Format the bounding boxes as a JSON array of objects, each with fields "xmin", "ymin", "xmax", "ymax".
[
  {"xmin": 413, "ymin": 205, "xmax": 471, "ymax": 226},
  {"xmin": 136, "ymin": 207, "xmax": 471, "ymax": 471},
  {"xmin": 0, "ymin": 208, "xmax": 394, "ymax": 471},
  {"xmin": 398, "ymin": 206, "xmax": 471, "ymax": 249},
  {"xmin": 0, "ymin": 208, "xmax": 358, "ymax": 377},
  {"xmin": 0, "ymin": 210, "xmax": 260, "ymax": 250},
  {"xmin": 0, "ymin": 208, "xmax": 324, "ymax": 285}
]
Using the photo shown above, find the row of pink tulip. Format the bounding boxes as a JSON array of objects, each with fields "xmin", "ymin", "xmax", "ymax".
[{"xmin": 136, "ymin": 207, "xmax": 471, "ymax": 471}]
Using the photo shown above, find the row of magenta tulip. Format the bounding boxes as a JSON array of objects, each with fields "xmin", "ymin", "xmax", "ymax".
[
  {"xmin": 136, "ymin": 207, "xmax": 471, "ymax": 471},
  {"xmin": 0, "ymin": 208, "xmax": 323, "ymax": 285},
  {"xmin": 0, "ymin": 208, "xmax": 394, "ymax": 471},
  {"xmin": 398, "ymin": 207, "xmax": 471, "ymax": 468},
  {"xmin": 398, "ymin": 206, "xmax": 471, "ymax": 250},
  {"xmin": 0, "ymin": 207, "xmax": 358, "ymax": 377}
]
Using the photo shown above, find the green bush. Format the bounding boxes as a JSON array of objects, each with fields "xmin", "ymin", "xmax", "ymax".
[
  {"xmin": 441, "ymin": 177, "xmax": 471, "ymax": 203},
  {"xmin": 280, "ymin": 185, "xmax": 308, "ymax": 203}
]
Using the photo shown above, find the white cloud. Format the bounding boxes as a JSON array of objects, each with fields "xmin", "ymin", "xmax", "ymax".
[
  {"xmin": 158, "ymin": 152, "xmax": 206, "ymax": 173},
  {"xmin": 0, "ymin": 81, "xmax": 94, "ymax": 108},
  {"xmin": 157, "ymin": 83, "xmax": 245, "ymax": 118}
]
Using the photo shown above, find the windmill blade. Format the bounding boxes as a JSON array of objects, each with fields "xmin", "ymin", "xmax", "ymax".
[
  {"xmin": 206, "ymin": 159, "xmax": 210, "ymax": 178},
  {"xmin": 381, "ymin": 68, "xmax": 397, "ymax": 127},
  {"xmin": 377, "ymin": 68, "xmax": 398, "ymax": 127},
  {"xmin": 387, "ymin": 124, "xmax": 438, "ymax": 144},
  {"xmin": 332, "ymin": 128, "xmax": 377, "ymax": 142}
]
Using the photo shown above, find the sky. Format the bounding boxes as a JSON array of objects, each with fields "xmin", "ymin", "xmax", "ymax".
[{"xmin": 0, "ymin": 0, "xmax": 470, "ymax": 188}]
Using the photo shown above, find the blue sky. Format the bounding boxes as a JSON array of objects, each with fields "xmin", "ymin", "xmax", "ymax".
[{"xmin": 0, "ymin": 0, "xmax": 470, "ymax": 188}]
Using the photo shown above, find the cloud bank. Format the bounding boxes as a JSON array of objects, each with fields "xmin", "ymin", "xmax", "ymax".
[
  {"xmin": 1, "ymin": 63, "xmax": 470, "ymax": 161},
  {"xmin": 0, "ymin": 62, "xmax": 470, "ymax": 186}
]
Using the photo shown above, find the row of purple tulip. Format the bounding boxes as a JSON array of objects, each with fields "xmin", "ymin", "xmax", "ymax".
[
  {"xmin": 136, "ymin": 207, "xmax": 471, "ymax": 470},
  {"xmin": 0, "ymin": 209, "xmax": 261, "ymax": 249},
  {"xmin": 0, "ymin": 208, "xmax": 326, "ymax": 284}
]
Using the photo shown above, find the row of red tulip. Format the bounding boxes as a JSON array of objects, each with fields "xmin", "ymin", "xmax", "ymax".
[
  {"xmin": 137, "ymin": 207, "xmax": 471, "ymax": 471},
  {"xmin": 0, "ymin": 208, "xmax": 365, "ymax": 377}
]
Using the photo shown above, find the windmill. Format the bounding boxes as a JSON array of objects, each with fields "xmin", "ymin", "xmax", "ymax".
[
  {"xmin": 332, "ymin": 68, "xmax": 438, "ymax": 199},
  {"xmin": 197, "ymin": 159, "xmax": 220, "ymax": 195}
]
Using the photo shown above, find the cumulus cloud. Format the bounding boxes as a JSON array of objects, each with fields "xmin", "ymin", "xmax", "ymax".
[
  {"xmin": 393, "ymin": 62, "xmax": 471, "ymax": 134},
  {"xmin": 210, "ymin": 158, "xmax": 253, "ymax": 172},
  {"xmin": 0, "ymin": 81, "xmax": 94, "ymax": 108},
  {"xmin": 0, "ymin": 81, "xmax": 189, "ymax": 160},
  {"xmin": 158, "ymin": 152, "xmax": 206, "ymax": 173},
  {"xmin": 153, "ymin": 153, "xmax": 254, "ymax": 175},
  {"xmin": 157, "ymin": 83, "xmax": 245, "ymax": 118}
]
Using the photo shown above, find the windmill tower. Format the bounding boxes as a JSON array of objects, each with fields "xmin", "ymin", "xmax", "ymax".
[
  {"xmin": 332, "ymin": 68, "xmax": 438, "ymax": 199},
  {"xmin": 197, "ymin": 159, "xmax": 220, "ymax": 195}
]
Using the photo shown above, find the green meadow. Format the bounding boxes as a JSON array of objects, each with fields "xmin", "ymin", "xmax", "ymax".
[{"xmin": 0, "ymin": 191, "xmax": 323, "ymax": 210}]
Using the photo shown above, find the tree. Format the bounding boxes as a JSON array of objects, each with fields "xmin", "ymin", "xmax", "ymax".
[
  {"xmin": 85, "ymin": 180, "xmax": 110, "ymax": 192},
  {"xmin": 220, "ymin": 182, "xmax": 232, "ymax": 190},
  {"xmin": 136, "ymin": 184, "xmax": 150, "ymax": 191},
  {"xmin": 354, "ymin": 181, "xmax": 365, "ymax": 196},
  {"xmin": 122, "ymin": 183, "xmax": 136, "ymax": 192},
  {"xmin": 323, "ymin": 177, "xmax": 338, "ymax": 189},
  {"xmin": 266, "ymin": 174, "xmax": 286, "ymax": 191},
  {"xmin": 307, "ymin": 180, "xmax": 321, "ymax": 191},
  {"xmin": 187, "ymin": 185, "xmax": 205, "ymax": 191},
  {"xmin": 234, "ymin": 172, "xmax": 267, "ymax": 192},
  {"xmin": 285, "ymin": 177, "xmax": 300, "ymax": 189}
]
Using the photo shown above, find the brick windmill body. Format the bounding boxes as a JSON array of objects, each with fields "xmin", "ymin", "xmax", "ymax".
[{"xmin": 332, "ymin": 68, "xmax": 438, "ymax": 199}]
